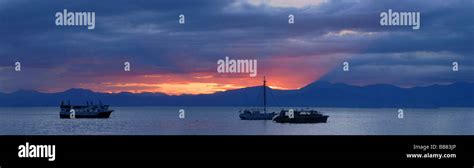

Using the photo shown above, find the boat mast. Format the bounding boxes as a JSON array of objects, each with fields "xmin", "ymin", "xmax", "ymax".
[{"xmin": 263, "ymin": 76, "xmax": 266, "ymax": 114}]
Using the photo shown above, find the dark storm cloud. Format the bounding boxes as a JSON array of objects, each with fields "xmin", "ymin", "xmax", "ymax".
[
  {"xmin": 320, "ymin": 51, "xmax": 474, "ymax": 86},
  {"xmin": 0, "ymin": 0, "xmax": 472, "ymax": 92}
]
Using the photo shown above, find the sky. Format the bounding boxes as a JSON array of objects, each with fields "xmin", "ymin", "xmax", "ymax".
[{"xmin": 0, "ymin": 0, "xmax": 472, "ymax": 95}]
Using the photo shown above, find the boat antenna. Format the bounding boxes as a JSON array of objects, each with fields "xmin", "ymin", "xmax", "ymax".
[{"xmin": 263, "ymin": 76, "xmax": 266, "ymax": 114}]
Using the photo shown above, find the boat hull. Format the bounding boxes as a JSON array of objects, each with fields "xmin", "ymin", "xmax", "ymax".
[{"xmin": 60, "ymin": 110, "xmax": 113, "ymax": 119}]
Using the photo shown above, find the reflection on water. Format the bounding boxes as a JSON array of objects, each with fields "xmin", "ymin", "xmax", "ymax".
[{"xmin": 0, "ymin": 107, "xmax": 472, "ymax": 135}]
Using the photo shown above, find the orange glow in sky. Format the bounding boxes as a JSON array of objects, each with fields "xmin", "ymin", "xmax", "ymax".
[
  {"xmin": 103, "ymin": 82, "xmax": 244, "ymax": 95},
  {"xmin": 67, "ymin": 55, "xmax": 342, "ymax": 95}
]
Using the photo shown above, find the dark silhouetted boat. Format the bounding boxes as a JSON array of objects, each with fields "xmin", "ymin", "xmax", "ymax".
[
  {"xmin": 273, "ymin": 109, "xmax": 329, "ymax": 123},
  {"xmin": 239, "ymin": 76, "xmax": 276, "ymax": 120},
  {"xmin": 59, "ymin": 101, "xmax": 113, "ymax": 119}
]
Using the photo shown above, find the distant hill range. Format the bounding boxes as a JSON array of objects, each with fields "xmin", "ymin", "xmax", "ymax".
[{"xmin": 0, "ymin": 81, "xmax": 472, "ymax": 108}]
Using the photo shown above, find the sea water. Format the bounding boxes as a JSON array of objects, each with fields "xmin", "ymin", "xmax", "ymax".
[{"xmin": 0, "ymin": 107, "xmax": 472, "ymax": 135}]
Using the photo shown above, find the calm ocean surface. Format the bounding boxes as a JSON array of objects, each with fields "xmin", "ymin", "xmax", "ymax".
[{"xmin": 0, "ymin": 107, "xmax": 472, "ymax": 135}]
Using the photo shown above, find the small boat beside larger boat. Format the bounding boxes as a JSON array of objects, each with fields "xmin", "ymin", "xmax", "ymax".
[
  {"xmin": 238, "ymin": 76, "xmax": 329, "ymax": 123},
  {"xmin": 239, "ymin": 76, "xmax": 277, "ymax": 120}
]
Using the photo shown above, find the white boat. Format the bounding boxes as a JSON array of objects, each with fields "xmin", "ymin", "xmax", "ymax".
[{"xmin": 239, "ymin": 76, "xmax": 276, "ymax": 120}]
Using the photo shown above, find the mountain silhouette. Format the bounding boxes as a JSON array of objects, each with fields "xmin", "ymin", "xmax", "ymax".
[{"xmin": 0, "ymin": 81, "xmax": 472, "ymax": 107}]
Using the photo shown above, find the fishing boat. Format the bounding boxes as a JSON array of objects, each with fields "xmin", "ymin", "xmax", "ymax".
[
  {"xmin": 273, "ymin": 108, "xmax": 329, "ymax": 123},
  {"xmin": 59, "ymin": 101, "xmax": 113, "ymax": 119}
]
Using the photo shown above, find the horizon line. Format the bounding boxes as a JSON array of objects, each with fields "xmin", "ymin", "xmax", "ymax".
[{"xmin": 3, "ymin": 81, "xmax": 472, "ymax": 96}]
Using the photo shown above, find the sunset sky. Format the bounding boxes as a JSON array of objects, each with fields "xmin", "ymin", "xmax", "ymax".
[{"xmin": 0, "ymin": 0, "xmax": 472, "ymax": 95}]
